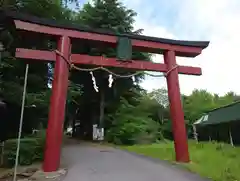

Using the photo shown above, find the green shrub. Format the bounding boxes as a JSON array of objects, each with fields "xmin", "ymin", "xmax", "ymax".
[
  {"xmin": 106, "ymin": 99, "xmax": 160, "ymax": 145},
  {"xmin": 108, "ymin": 114, "xmax": 160, "ymax": 145},
  {"xmin": 3, "ymin": 135, "xmax": 45, "ymax": 167}
]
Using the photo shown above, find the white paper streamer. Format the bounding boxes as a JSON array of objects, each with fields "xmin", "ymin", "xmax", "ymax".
[
  {"xmin": 108, "ymin": 74, "xmax": 114, "ymax": 88},
  {"xmin": 90, "ymin": 71, "xmax": 99, "ymax": 92},
  {"xmin": 132, "ymin": 76, "xmax": 135, "ymax": 82},
  {"xmin": 132, "ymin": 76, "xmax": 137, "ymax": 85}
]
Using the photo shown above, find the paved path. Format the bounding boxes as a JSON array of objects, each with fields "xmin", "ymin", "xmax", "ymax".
[{"xmin": 61, "ymin": 143, "xmax": 209, "ymax": 181}]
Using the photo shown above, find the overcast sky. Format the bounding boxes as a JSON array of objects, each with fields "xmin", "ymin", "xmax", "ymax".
[{"xmin": 74, "ymin": 0, "xmax": 240, "ymax": 96}]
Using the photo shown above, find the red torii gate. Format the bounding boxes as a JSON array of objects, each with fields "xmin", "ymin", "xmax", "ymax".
[{"xmin": 0, "ymin": 11, "xmax": 209, "ymax": 172}]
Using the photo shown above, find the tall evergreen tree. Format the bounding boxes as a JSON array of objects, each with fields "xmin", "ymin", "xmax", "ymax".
[
  {"xmin": 0, "ymin": 0, "xmax": 80, "ymax": 140},
  {"xmin": 69, "ymin": 0, "xmax": 151, "ymax": 139}
]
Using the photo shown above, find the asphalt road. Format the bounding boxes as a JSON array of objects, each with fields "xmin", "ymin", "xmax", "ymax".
[{"xmin": 61, "ymin": 143, "xmax": 210, "ymax": 181}]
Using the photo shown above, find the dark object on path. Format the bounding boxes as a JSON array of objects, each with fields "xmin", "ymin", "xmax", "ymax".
[{"xmin": 0, "ymin": 101, "xmax": 6, "ymax": 108}]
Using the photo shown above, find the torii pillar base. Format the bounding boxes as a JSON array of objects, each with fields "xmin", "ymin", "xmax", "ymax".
[{"xmin": 164, "ymin": 50, "xmax": 190, "ymax": 163}]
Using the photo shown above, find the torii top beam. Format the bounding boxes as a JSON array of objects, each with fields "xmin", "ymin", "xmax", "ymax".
[{"xmin": 0, "ymin": 10, "xmax": 209, "ymax": 75}]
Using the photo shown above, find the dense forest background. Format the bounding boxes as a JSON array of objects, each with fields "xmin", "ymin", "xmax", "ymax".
[{"xmin": 0, "ymin": 0, "xmax": 239, "ymax": 145}]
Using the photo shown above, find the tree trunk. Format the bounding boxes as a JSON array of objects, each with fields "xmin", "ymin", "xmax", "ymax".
[{"xmin": 99, "ymin": 89, "xmax": 105, "ymax": 128}]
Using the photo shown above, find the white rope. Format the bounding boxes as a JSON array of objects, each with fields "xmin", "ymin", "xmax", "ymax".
[
  {"xmin": 13, "ymin": 64, "xmax": 29, "ymax": 181},
  {"xmin": 53, "ymin": 50, "xmax": 177, "ymax": 78},
  {"xmin": 72, "ymin": 64, "xmax": 178, "ymax": 78},
  {"xmin": 53, "ymin": 50, "xmax": 178, "ymax": 93},
  {"xmin": 73, "ymin": 64, "xmax": 178, "ymax": 91},
  {"xmin": 73, "ymin": 65, "xmax": 142, "ymax": 78}
]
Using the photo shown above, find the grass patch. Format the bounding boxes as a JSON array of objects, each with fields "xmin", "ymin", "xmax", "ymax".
[{"xmin": 121, "ymin": 140, "xmax": 240, "ymax": 181}]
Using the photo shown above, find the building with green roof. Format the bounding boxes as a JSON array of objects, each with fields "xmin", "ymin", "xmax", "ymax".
[{"xmin": 194, "ymin": 101, "xmax": 240, "ymax": 145}]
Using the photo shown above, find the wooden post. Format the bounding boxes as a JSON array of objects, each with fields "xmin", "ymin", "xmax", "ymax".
[
  {"xmin": 209, "ymin": 136, "xmax": 212, "ymax": 142},
  {"xmin": 192, "ymin": 124, "xmax": 198, "ymax": 143},
  {"xmin": 229, "ymin": 126, "xmax": 234, "ymax": 147}
]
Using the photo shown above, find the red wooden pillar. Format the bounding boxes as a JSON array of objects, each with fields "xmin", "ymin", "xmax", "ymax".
[
  {"xmin": 43, "ymin": 36, "xmax": 70, "ymax": 172},
  {"xmin": 164, "ymin": 50, "xmax": 190, "ymax": 163}
]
